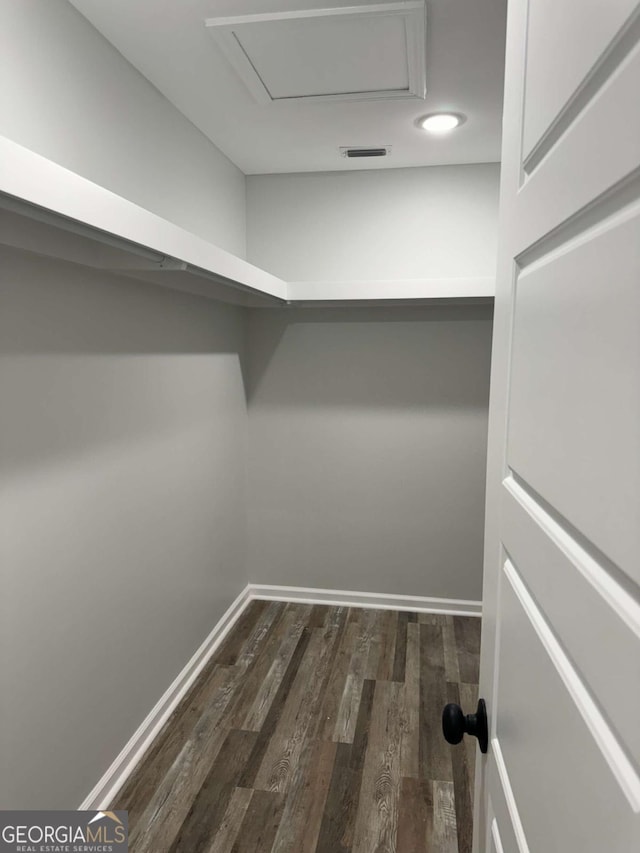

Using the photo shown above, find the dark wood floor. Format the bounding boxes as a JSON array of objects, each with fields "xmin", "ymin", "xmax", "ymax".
[{"xmin": 114, "ymin": 601, "xmax": 480, "ymax": 853}]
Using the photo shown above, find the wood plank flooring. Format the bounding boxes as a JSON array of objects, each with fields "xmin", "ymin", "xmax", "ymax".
[{"xmin": 113, "ymin": 601, "xmax": 481, "ymax": 853}]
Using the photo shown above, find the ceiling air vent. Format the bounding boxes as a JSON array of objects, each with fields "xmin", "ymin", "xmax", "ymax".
[{"xmin": 340, "ymin": 146, "xmax": 391, "ymax": 158}]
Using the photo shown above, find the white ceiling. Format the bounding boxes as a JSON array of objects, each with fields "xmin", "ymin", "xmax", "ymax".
[{"xmin": 68, "ymin": 0, "xmax": 507, "ymax": 175}]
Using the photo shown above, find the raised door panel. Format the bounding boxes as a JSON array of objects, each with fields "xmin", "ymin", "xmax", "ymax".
[
  {"xmin": 501, "ymin": 478, "xmax": 640, "ymax": 767},
  {"xmin": 495, "ymin": 565, "xmax": 640, "ymax": 852},
  {"xmin": 522, "ymin": 0, "xmax": 639, "ymax": 162},
  {"xmin": 488, "ymin": 819, "xmax": 505, "ymax": 853},
  {"xmin": 515, "ymin": 37, "xmax": 640, "ymax": 255},
  {"xmin": 483, "ymin": 784, "xmax": 523, "ymax": 853},
  {"xmin": 506, "ymin": 208, "xmax": 640, "ymax": 581}
]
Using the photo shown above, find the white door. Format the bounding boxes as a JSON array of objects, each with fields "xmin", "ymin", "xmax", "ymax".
[{"xmin": 475, "ymin": 0, "xmax": 640, "ymax": 850}]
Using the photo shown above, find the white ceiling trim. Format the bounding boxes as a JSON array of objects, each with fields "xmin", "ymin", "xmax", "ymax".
[{"xmin": 204, "ymin": 1, "xmax": 427, "ymax": 105}]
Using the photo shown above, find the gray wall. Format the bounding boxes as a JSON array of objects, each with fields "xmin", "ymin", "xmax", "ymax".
[
  {"xmin": 0, "ymin": 0, "xmax": 246, "ymax": 255},
  {"xmin": 246, "ymin": 305, "xmax": 493, "ymax": 601},
  {"xmin": 0, "ymin": 1, "xmax": 250, "ymax": 806},
  {"xmin": 246, "ymin": 165, "xmax": 500, "ymax": 281},
  {"xmin": 0, "ymin": 248, "xmax": 248, "ymax": 808}
]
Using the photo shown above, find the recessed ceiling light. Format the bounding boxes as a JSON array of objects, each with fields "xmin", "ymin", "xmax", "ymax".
[{"xmin": 419, "ymin": 113, "xmax": 465, "ymax": 133}]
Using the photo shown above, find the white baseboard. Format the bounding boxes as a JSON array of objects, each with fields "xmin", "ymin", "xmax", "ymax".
[
  {"xmin": 79, "ymin": 581, "xmax": 481, "ymax": 809},
  {"xmin": 248, "ymin": 583, "xmax": 482, "ymax": 617},
  {"xmin": 78, "ymin": 583, "xmax": 252, "ymax": 810}
]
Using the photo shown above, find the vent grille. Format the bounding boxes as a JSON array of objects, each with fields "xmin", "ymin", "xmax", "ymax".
[{"xmin": 340, "ymin": 146, "xmax": 391, "ymax": 158}]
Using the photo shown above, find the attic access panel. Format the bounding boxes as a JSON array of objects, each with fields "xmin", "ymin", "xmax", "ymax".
[{"xmin": 205, "ymin": 1, "xmax": 427, "ymax": 104}]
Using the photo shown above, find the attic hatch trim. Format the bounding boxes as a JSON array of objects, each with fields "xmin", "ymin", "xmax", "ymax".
[{"xmin": 205, "ymin": 1, "xmax": 427, "ymax": 105}]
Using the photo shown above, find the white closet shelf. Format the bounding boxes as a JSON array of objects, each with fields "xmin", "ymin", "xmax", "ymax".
[
  {"xmin": 0, "ymin": 137, "xmax": 495, "ymax": 305},
  {"xmin": 0, "ymin": 136, "xmax": 287, "ymax": 307},
  {"xmin": 287, "ymin": 278, "xmax": 495, "ymax": 303}
]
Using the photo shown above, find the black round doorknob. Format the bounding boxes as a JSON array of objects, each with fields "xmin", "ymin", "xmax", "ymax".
[{"xmin": 442, "ymin": 698, "xmax": 488, "ymax": 754}]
